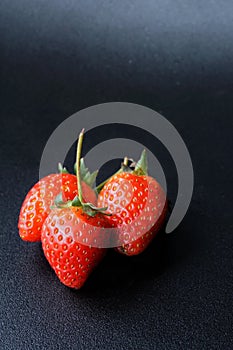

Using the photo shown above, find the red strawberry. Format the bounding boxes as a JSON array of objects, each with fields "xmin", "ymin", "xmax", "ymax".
[
  {"xmin": 97, "ymin": 151, "xmax": 168, "ymax": 256},
  {"xmin": 18, "ymin": 167, "xmax": 97, "ymax": 242},
  {"xmin": 41, "ymin": 129, "xmax": 114, "ymax": 289},
  {"xmin": 41, "ymin": 206, "xmax": 112, "ymax": 289}
]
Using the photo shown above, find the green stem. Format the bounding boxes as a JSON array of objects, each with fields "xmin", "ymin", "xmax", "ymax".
[{"xmin": 76, "ymin": 129, "xmax": 85, "ymax": 203}]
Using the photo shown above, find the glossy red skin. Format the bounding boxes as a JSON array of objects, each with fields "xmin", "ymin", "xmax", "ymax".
[
  {"xmin": 98, "ymin": 172, "xmax": 167, "ymax": 256},
  {"xmin": 18, "ymin": 174, "xmax": 97, "ymax": 242},
  {"xmin": 41, "ymin": 207, "xmax": 112, "ymax": 289}
]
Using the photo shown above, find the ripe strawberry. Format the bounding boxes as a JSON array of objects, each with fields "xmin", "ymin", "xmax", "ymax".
[
  {"xmin": 18, "ymin": 165, "xmax": 97, "ymax": 242},
  {"xmin": 41, "ymin": 206, "xmax": 112, "ymax": 289},
  {"xmin": 97, "ymin": 151, "xmax": 168, "ymax": 256},
  {"xmin": 41, "ymin": 129, "xmax": 114, "ymax": 289}
]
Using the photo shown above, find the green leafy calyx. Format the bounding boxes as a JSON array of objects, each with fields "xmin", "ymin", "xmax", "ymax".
[
  {"xmin": 133, "ymin": 149, "xmax": 148, "ymax": 176},
  {"xmin": 74, "ymin": 158, "xmax": 98, "ymax": 188},
  {"xmin": 58, "ymin": 162, "xmax": 69, "ymax": 174}
]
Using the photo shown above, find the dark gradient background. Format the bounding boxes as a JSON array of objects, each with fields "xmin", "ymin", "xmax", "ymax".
[{"xmin": 1, "ymin": 1, "xmax": 233, "ymax": 349}]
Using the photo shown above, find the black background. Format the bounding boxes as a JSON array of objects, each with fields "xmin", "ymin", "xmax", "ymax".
[{"xmin": 1, "ymin": 1, "xmax": 233, "ymax": 349}]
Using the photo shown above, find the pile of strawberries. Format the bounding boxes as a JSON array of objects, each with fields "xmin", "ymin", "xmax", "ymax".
[{"xmin": 18, "ymin": 130, "xmax": 167, "ymax": 289}]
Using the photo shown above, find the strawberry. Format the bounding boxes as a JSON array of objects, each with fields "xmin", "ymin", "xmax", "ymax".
[
  {"xmin": 97, "ymin": 151, "xmax": 168, "ymax": 256},
  {"xmin": 41, "ymin": 206, "xmax": 112, "ymax": 289},
  {"xmin": 18, "ymin": 164, "xmax": 97, "ymax": 242},
  {"xmin": 41, "ymin": 129, "xmax": 114, "ymax": 289}
]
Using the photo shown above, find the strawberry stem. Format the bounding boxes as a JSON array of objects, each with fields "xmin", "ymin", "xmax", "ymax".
[
  {"xmin": 123, "ymin": 157, "xmax": 129, "ymax": 167},
  {"xmin": 76, "ymin": 128, "xmax": 85, "ymax": 203},
  {"xmin": 54, "ymin": 129, "xmax": 109, "ymax": 215}
]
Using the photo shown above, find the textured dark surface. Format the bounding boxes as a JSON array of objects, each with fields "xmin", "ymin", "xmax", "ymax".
[{"xmin": 1, "ymin": 1, "xmax": 233, "ymax": 349}]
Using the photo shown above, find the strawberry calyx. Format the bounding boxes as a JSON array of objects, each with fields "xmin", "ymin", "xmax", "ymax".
[
  {"xmin": 74, "ymin": 158, "xmax": 98, "ymax": 189},
  {"xmin": 132, "ymin": 149, "xmax": 148, "ymax": 176},
  {"xmin": 58, "ymin": 162, "xmax": 69, "ymax": 174},
  {"xmin": 59, "ymin": 158, "xmax": 98, "ymax": 189},
  {"xmin": 54, "ymin": 192, "xmax": 109, "ymax": 217}
]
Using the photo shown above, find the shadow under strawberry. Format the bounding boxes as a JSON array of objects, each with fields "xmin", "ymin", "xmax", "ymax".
[{"xmin": 73, "ymin": 219, "xmax": 197, "ymax": 296}]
